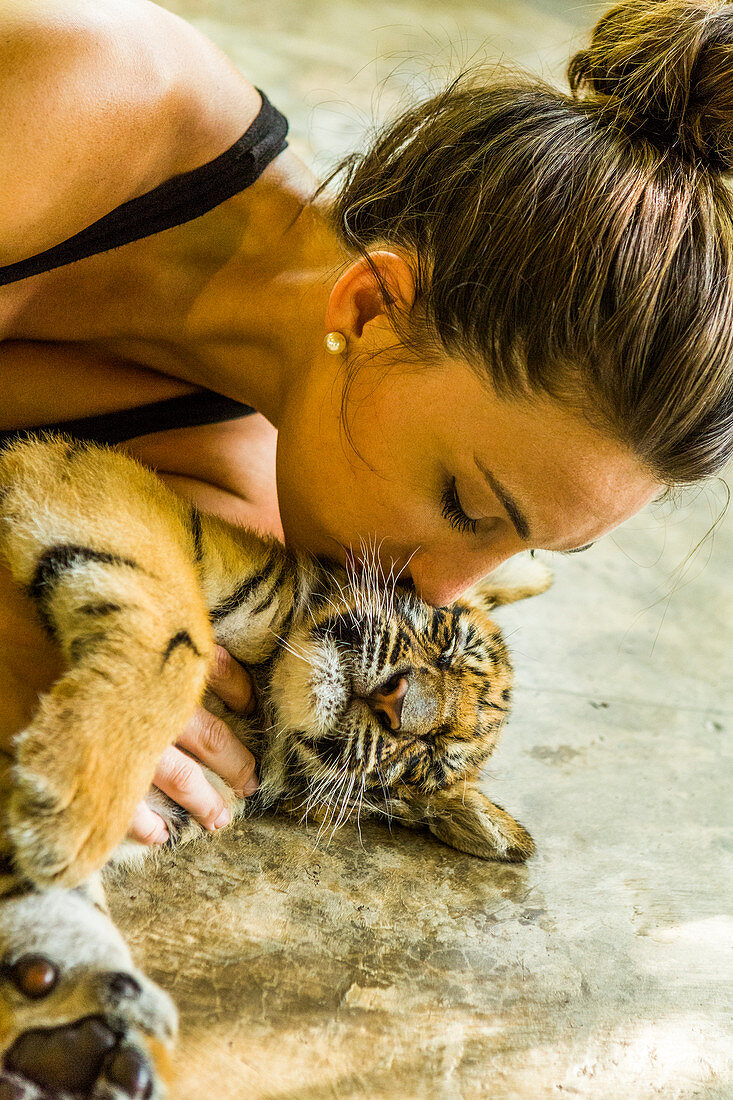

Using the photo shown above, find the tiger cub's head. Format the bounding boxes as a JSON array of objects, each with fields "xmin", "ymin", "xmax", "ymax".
[{"xmin": 266, "ymin": 555, "xmax": 551, "ymax": 862}]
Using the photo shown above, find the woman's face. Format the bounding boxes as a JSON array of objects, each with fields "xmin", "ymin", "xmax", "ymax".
[{"xmin": 274, "ymin": 255, "xmax": 661, "ymax": 607}]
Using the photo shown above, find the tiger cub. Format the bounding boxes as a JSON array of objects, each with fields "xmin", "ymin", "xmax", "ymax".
[{"xmin": 0, "ymin": 434, "xmax": 550, "ymax": 1099}]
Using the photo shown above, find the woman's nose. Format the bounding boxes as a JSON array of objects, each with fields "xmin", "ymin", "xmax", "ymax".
[{"xmin": 407, "ymin": 549, "xmax": 514, "ymax": 607}]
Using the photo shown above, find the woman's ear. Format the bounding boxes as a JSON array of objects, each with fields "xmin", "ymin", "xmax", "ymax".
[
  {"xmin": 462, "ymin": 554, "xmax": 552, "ymax": 610},
  {"xmin": 425, "ymin": 785, "xmax": 535, "ymax": 862},
  {"xmin": 325, "ymin": 249, "xmax": 417, "ymax": 340}
]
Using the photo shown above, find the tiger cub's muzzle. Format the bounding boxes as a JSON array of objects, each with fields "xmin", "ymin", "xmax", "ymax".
[{"xmin": 355, "ymin": 668, "xmax": 444, "ymax": 736}]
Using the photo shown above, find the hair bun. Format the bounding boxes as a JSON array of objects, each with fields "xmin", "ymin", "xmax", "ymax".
[{"xmin": 568, "ymin": 0, "xmax": 733, "ymax": 173}]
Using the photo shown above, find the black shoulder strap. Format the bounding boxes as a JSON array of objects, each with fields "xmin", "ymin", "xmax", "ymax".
[
  {"xmin": 0, "ymin": 88, "xmax": 288, "ymax": 287},
  {"xmin": 0, "ymin": 391, "xmax": 257, "ymax": 449}
]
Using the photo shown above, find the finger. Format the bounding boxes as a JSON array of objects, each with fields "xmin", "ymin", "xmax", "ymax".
[
  {"xmin": 127, "ymin": 801, "xmax": 169, "ymax": 846},
  {"xmin": 177, "ymin": 706, "xmax": 258, "ymax": 798},
  {"xmin": 207, "ymin": 645, "xmax": 255, "ymax": 714},
  {"xmin": 153, "ymin": 745, "xmax": 232, "ymax": 832}
]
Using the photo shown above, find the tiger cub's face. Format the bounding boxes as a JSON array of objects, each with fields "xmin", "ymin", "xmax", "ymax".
[
  {"xmin": 272, "ymin": 585, "xmax": 511, "ymax": 795},
  {"xmin": 266, "ymin": 557, "xmax": 549, "ymax": 860}
]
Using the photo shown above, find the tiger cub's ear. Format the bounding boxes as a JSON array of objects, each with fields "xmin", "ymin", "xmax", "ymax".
[
  {"xmin": 426, "ymin": 786, "xmax": 534, "ymax": 863},
  {"xmin": 462, "ymin": 554, "xmax": 552, "ymax": 610}
]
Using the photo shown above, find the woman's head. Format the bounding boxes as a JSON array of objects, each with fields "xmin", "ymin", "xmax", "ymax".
[
  {"xmin": 276, "ymin": 0, "xmax": 733, "ymax": 604},
  {"xmin": 275, "ymin": 253, "xmax": 660, "ymax": 604}
]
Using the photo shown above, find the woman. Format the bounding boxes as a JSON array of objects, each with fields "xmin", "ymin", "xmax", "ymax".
[{"xmin": 0, "ymin": 0, "xmax": 730, "ymax": 847}]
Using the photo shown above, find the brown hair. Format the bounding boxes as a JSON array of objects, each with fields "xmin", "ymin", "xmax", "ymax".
[{"xmin": 312, "ymin": 0, "xmax": 733, "ymax": 484}]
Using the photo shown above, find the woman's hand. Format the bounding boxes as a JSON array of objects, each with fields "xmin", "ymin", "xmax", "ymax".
[{"xmin": 127, "ymin": 646, "xmax": 259, "ymax": 846}]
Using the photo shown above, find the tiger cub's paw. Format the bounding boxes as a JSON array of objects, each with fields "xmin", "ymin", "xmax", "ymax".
[
  {"xmin": 9, "ymin": 692, "xmax": 147, "ymax": 889},
  {"xmin": 426, "ymin": 786, "xmax": 536, "ymax": 862},
  {"xmin": 0, "ymin": 890, "xmax": 176, "ymax": 1099}
]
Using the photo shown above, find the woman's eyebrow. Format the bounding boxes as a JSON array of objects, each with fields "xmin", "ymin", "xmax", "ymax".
[{"xmin": 473, "ymin": 455, "xmax": 531, "ymax": 541}]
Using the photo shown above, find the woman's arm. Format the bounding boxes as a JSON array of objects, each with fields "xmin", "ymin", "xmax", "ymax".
[{"xmin": 124, "ymin": 412, "xmax": 285, "ymax": 538}]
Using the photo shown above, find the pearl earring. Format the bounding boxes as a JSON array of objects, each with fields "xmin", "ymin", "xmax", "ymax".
[{"xmin": 324, "ymin": 330, "xmax": 347, "ymax": 354}]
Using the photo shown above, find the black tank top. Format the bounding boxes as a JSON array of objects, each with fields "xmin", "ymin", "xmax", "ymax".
[{"xmin": 0, "ymin": 87, "xmax": 289, "ymax": 448}]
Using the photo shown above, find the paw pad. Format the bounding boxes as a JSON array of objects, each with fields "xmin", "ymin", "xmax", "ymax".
[
  {"xmin": 105, "ymin": 973, "xmax": 143, "ymax": 1003},
  {"xmin": 106, "ymin": 1046, "xmax": 153, "ymax": 1097},
  {"xmin": 6, "ymin": 956, "xmax": 58, "ymax": 1001},
  {"xmin": 5, "ymin": 1016, "xmax": 117, "ymax": 1092},
  {"xmin": 2, "ymin": 1015, "xmax": 159, "ymax": 1098}
]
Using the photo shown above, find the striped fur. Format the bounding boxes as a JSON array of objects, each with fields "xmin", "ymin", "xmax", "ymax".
[
  {"xmin": 0, "ymin": 434, "xmax": 553, "ymax": 882},
  {"xmin": 0, "ymin": 434, "xmax": 551, "ymax": 1094}
]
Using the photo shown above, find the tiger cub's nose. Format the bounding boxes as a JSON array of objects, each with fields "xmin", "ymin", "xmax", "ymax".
[{"xmin": 367, "ymin": 672, "xmax": 409, "ymax": 731}]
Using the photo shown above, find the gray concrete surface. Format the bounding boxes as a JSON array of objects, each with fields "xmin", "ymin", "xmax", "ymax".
[{"xmin": 107, "ymin": 3, "xmax": 733, "ymax": 1096}]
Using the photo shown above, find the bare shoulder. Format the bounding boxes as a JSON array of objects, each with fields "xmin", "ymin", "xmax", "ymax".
[{"xmin": 0, "ymin": 0, "xmax": 262, "ymax": 264}]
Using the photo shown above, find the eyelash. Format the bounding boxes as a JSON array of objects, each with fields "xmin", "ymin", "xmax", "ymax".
[{"xmin": 440, "ymin": 477, "xmax": 478, "ymax": 536}]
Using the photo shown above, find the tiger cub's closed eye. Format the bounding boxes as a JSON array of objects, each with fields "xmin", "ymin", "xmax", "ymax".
[{"xmin": 436, "ymin": 637, "xmax": 457, "ymax": 668}]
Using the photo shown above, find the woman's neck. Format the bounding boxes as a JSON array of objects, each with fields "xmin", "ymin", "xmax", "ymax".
[
  {"xmin": 4, "ymin": 149, "xmax": 351, "ymax": 429},
  {"xmin": 148, "ymin": 155, "xmax": 352, "ymax": 427},
  {"xmin": 190, "ymin": 211, "xmax": 346, "ymax": 425}
]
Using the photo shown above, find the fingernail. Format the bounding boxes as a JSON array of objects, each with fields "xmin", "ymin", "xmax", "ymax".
[
  {"xmin": 243, "ymin": 777, "xmax": 258, "ymax": 797},
  {"xmin": 212, "ymin": 808, "xmax": 231, "ymax": 830},
  {"xmin": 153, "ymin": 826, "xmax": 169, "ymax": 846}
]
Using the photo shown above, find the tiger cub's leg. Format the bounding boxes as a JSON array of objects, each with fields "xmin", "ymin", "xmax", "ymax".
[
  {"xmin": 0, "ymin": 754, "xmax": 176, "ymax": 1098},
  {"xmin": 0, "ymin": 437, "xmax": 214, "ymax": 889}
]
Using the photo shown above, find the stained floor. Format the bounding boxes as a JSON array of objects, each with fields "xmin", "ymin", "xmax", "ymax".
[{"xmin": 108, "ymin": 2, "xmax": 733, "ymax": 1097}]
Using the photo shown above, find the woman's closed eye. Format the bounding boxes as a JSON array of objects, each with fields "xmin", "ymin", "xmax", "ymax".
[{"xmin": 440, "ymin": 476, "xmax": 478, "ymax": 536}]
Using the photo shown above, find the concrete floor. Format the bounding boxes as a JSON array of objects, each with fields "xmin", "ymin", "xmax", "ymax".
[{"xmin": 107, "ymin": 2, "xmax": 733, "ymax": 1096}]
